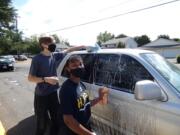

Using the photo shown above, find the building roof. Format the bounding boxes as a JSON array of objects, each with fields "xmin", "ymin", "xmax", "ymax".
[
  {"xmin": 101, "ymin": 37, "xmax": 138, "ymax": 48},
  {"xmin": 56, "ymin": 43, "xmax": 69, "ymax": 49},
  {"xmin": 142, "ymin": 38, "xmax": 180, "ymax": 48},
  {"xmin": 102, "ymin": 37, "xmax": 132, "ymax": 45}
]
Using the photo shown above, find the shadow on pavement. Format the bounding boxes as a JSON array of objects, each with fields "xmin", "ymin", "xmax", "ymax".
[{"xmin": 6, "ymin": 115, "xmax": 36, "ymax": 135}]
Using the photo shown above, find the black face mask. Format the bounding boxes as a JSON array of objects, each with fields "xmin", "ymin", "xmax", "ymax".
[
  {"xmin": 48, "ymin": 43, "xmax": 56, "ymax": 52},
  {"xmin": 70, "ymin": 68, "xmax": 85, "ymax": 78}
]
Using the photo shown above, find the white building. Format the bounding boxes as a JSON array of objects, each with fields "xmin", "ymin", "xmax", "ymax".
[
  {"xmin": 141, "ymin": 38, "xmax": 180, "ymax": 58},
  {"xmin": 56, "ymin": 43, "xmax": 69, "ymax": 52},
  {"xmin": 101, "ymin": 37, "xmax": 138, "ymax": 48}
]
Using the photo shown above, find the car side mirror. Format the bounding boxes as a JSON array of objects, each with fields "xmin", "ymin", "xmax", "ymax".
[{"xmin": 134, "ymin": 80, "xmax": 162, "ymax": 100}]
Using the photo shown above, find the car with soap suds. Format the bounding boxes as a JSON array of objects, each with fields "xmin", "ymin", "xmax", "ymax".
[{"xmin": 57, "ymin": 47, "xmax": 180, "ymax": 135}]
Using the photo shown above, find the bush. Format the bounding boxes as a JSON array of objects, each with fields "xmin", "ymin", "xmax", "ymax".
[
  {"xmin": 177, "ymin": 55, "xmax": 180, "ymax": 63},
  {"xmin": 117, "ymin": 42, "xmax": 125, "ymax": 48}
]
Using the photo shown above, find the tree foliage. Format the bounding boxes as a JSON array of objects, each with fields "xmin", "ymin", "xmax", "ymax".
[
  {"xmin": 0, "ymin": 0, "xmax": 19, "ymax": 54},
  {"xmin": 0, "ymin": 30, "xmax": 24, "ymax": 54},
  {"xmin": 172, "ymin": 38, "xmax": 180, "ymax": 42},
  {"xmin": 51, "ymin": 34, "xmax": 60, "ymax": 43},
  {"xmin": 96, "ymin": 31, "xmax": 114, "ymax": 45},
  {"xmin": 117, "ymin": 42, "xmax": 125, "ymax": 48},
  {"xmin": 0, "ymin": 0, "xmax": 16, "ymax": 29},
  {"xmin": 26, "ymin": 35, "xmax": 40, "ymax": 54},
  {"xmin": 134, "ymin": 35, "xmax": 151, "ymax": 47},
  {"xmin": 177, "ymin": 55, "xmax": 180, "ymax": 63},
  {"xmin": 51, "ymin": 34, "xmax": 70, "ymax": 46},
  {"xmin": 115, "ymin": 34, "xmax": 127, "ymax": 39},
  {"xmin": 158, "ymin": 34, "xmax": 170, "ymax": 39}
]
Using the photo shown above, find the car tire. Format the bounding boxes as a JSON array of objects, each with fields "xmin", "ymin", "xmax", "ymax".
[{"xmin": 9, "ymin": 67, "xmax": 14, "ymax": 71}]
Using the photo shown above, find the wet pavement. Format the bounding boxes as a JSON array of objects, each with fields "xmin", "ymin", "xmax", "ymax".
[{"xmin": 0, "ymin": 59, "xmax": 36, "ymax": 135}]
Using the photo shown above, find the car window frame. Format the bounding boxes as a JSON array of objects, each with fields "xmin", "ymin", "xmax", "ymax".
[
  {"xmin": 93, "ymin": 53, "xmax": 154, "ymax": 94},
  {"xmin": 61, "ymin": 53, "xmax": 96, "ymax": 83}
]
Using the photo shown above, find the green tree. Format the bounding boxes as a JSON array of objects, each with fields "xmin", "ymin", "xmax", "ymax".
[
  {"xmin": 117, "ymin": 42, "xmax": 125, "ymax": 48},
  {"xmin": 134, "ymin": 35, "xmax": 151, "ymax": 47},
  {"xmin": 0, "ymin": 29, "xmax": 24, "ymax": 54},
  {"xmin": 51, "ymin": 34, "xmax": 60, "ymax": 43},
  {"xmin": 115, "ymin": 34, "xmax": 127, "ymax": 39},
  {"xmin": 0, "ymin": 0, "xmax": 19, "ymax": 54},
  {"xmin": 60, "ymin": 38, "xmax": 70, "ymax": 46},
  {"xmin": 0, "ymin": 0, "xmax": 16, "ymax": 30},
  {"xmin": 64, "ymin": 40, "xmax": 70, "ymax": 46},
  {"xmin": 0, "ymin": 36, "xmax": 11, "ymax": 54},
  {"xmin": 51, "ymin": 34, "xmax": 70, "ymax": 46},
  {"xmin": 26, "ymin": 35, "xmax": 41, "ymax": 54},
  {"xmin": 96, "ymin": 31, "xmax": 114, "ymax": 45},
  {"xmin": 172, "ymin": 38, "xmax": 180, "ymax": 42},
  {"xmin": 158, "ymin": 34, "xmax": 170, "ymax": 39}
]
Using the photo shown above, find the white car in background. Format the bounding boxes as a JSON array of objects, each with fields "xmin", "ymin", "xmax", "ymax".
[
  {"xmin": 1, "ymin": 55, "xmax": 16, "ymax": 63},
  {"xmin": 57, "ymin": 47, "xmax": 180, "ymax": 135},
  {"xmin": 14, "ymin": 54, "xmax": 28, "ymax": 61}
]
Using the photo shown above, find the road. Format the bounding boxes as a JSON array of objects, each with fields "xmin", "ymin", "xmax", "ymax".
[{"xmin": 0, "ymin": 60, "xmax": 36, "ymax": 135}]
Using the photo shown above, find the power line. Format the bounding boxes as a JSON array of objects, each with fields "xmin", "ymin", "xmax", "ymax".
[{"xmin": 44, "ymin": 0, "xmax": 180, "ymax": 34}]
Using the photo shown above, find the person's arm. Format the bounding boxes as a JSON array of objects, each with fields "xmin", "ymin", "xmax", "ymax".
[
  {"xmin": 28, "ymin": 57, "xmax": 43, "ymax": 83},
  {"xmin": 28, "ymin": 75, "xmax": 59, "ymax": 85},
  {"xmin": 62, "ymin": 45, "xmax": 86, "ymax": 53},
  {"xmin": 28, "ymin": 57, "xmax": 59, "ymax": 85},
  {"xmin": 28, "ymin": 74, "xmax": 44, "ymax": 83},
  {"xmin": 90, "ymin": 97, "xmax": 101, "ymax": 107},
  {"xmin": 63, "ymin": 115, "xmax": 94, "ymax": 135},
  {"xmin": 91, "ymin": 87, "xmax": 109, "ymax": 107}
]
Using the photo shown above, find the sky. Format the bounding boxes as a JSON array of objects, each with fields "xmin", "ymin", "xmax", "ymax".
[{"xmin": 13, "ymin": 0, "xmax": 180, "ymax": 45}]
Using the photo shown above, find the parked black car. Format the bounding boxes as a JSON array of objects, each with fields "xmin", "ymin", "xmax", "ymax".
[{"xmin": 0, "ymin": 56, "xmax": 14, "ymax": 71}]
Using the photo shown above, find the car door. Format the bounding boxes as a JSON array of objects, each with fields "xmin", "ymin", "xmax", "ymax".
[
  {"xmin": 91, "ymin": 54, "xmax": 158, "ymax": 135},
  {"xmin": 110, "ymin": 54, "xmax": 157, "ymax": 135},
  {"xmin": 90, "ymin": 54, "xmax": 123, "ymax": 135},
  {"xmin": 112, "ymin": 54, "xmax": 180, "ymax": 135}
]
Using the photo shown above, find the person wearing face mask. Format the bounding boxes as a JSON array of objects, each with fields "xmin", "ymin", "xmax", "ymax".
[
  {"xmin": 28, "ymin": 37, "xmax": 86, "ymax": 135},
  {"xmin": 59, "ymin": 55, "xmax": 109, "ymax": 135}
]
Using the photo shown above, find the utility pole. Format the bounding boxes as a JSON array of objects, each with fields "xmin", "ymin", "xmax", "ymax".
[{"xmin": 14, "ymin": 15, "xmax": 19, "ymax": 32}]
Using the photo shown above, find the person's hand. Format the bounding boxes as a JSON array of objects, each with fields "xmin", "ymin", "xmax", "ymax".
[
  {"xmin": 98, "ymin": 87, "xmax": 109, "ymax": 105},
  {"xmin": 90, "ymin": 132, "xmax": 96, "ymax": 135},
  {"xmin": 80, "ymin": 132, "xmax": 96, "ymax": 135},
  {"xmin": 44, "ymin": 76, "xmax": 59, "ymax": 85}
]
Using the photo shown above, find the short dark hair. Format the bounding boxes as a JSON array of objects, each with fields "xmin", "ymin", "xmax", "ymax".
[
  {"xmin": 67, "ymin": 55, "xmax": 83, "ymax": 66},
  {"xmin": 39, "ymin": 37, "xmax": 53, "ymax": 46},
  {"xmin": 62, "ymin": 55, "xmax": 83, "ymax": 77}
]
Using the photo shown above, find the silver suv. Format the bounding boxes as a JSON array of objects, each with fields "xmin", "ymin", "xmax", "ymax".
[{"xmin": 57, "ymin": 48, "xmax": 180, "ymax": 135}]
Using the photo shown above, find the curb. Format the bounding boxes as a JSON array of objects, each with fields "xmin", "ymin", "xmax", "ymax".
[{"xmin": 0, "ymin": 121, "xmax": 5, "ymax": 135}]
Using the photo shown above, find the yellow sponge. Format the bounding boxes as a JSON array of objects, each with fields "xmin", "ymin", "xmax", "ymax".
[{"xmin": 0, "ymin": 121, "xmax": 5, "ymax": 135}]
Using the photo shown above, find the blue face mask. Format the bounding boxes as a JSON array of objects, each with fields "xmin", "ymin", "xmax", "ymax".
[
  {"xmin": 70, "ymin": 67, "xmax": 85, "ymax": 78},
  {"xmin": 48, "ymin": 43, "xmax": 56, "ymax": 52}
]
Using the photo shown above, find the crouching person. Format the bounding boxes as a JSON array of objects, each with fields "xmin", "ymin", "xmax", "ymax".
[{"xmin": 59, "ymin": 55, "xmax": 109, "ymax": 135}]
